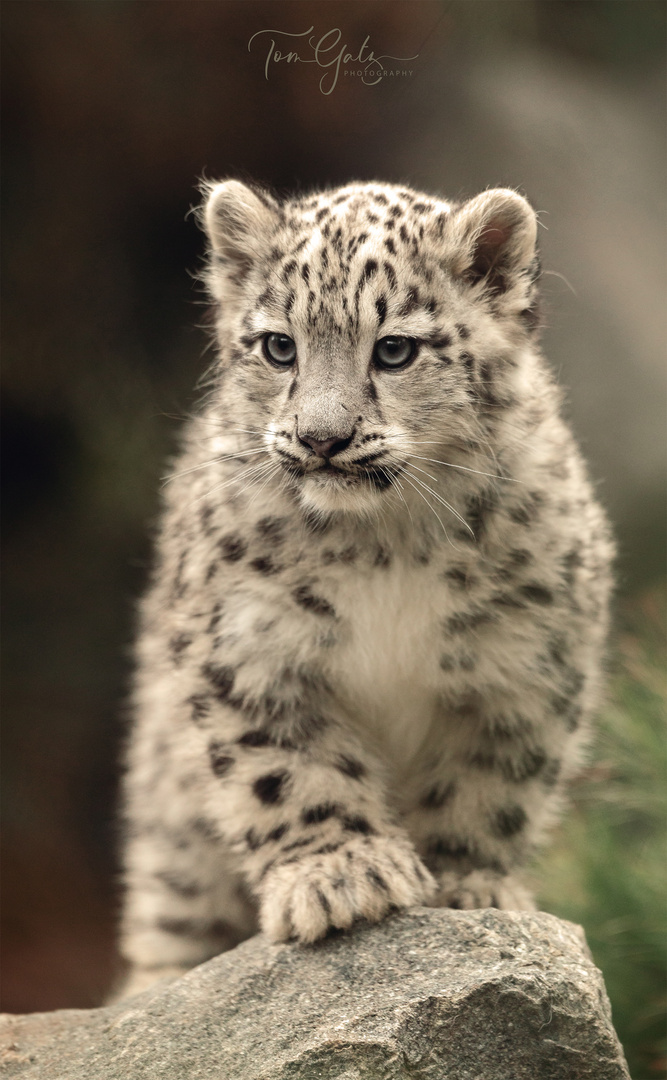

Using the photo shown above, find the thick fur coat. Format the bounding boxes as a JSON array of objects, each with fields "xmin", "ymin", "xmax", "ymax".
[{"xmin": 118, "ymin": 180, "xmax": 614, "ymax": 997}]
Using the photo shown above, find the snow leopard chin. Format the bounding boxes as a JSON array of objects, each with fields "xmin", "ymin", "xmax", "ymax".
[{"xmin": 297, "ymin": 471, "xmax": 389, "ymax": 516}]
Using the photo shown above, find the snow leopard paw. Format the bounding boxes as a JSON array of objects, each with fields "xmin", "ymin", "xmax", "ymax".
[
  {"xmin": 259, "ymin": 833, "xmax": 437, "ymax": 943},
  {"xmin": 432, "ymin": 869, "xmax": 536, "ymax": 911}
]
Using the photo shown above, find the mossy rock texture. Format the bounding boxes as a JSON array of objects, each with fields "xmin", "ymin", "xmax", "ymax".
[{"xmin": 0, "ymin": 909, "xmax": 629, "ymax": 1079}]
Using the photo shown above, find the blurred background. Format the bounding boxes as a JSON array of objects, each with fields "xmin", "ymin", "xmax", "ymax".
[{"xmin": 2, "ymin": 2, "xmax": 664, "ymax": 1075}]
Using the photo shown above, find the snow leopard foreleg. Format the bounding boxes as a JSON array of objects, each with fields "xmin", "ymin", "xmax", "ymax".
[
  {"xmin": 200, "ymin": 705, "xmax": 436, "ymax": 943},
  {"xmin": 403, "ymin": 678, "xmax": 591, "ymax": 912}
]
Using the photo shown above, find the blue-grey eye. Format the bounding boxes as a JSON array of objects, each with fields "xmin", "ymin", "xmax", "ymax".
[
  {"xmin": 374, "ymin": 336, "xmax": 416, "ymax": 369},
  {"xmin": 263, "ymin": 333, "xmax": 297, "ymax": 366}
]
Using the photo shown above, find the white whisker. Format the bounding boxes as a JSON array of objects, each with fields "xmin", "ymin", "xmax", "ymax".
[
  {"xmin": 381, "ymin": 467, "xmax": 415, "ymax": 531},
  {"xmin": 404, "ymin": 467, "xmax": 475, "ymax": 538},
  {"xmin": 403, "ymin": 461, "xmax": 441, "ymax": 485},
  {"xmin": 405, "ymin": 454, "xmax": 522, "ymax": 484},
  {"xmin": 162, "ymin": 446, "xmax": 267, "ymax": 484},
  {"xmin": 248, "ymin": 461, "xmax": 283, "ymax": 509},
  {"xmin": 194, "ymin": 459, "xmax": 276, "ymax": 504},
  {"xmin": 400, "ymin": 470, "xmax": 452, "ymax": 545}
]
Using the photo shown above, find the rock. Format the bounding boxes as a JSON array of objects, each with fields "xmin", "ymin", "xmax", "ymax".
[{"xmin": 0, "ymin": 909, "xmax": 629, "ymax": 1080}]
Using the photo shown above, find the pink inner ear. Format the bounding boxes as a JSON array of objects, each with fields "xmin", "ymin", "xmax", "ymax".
[
  {"xmin": 475, "ymin": 219, "xmax": 514, "ymax": 266},
  {"xmin": 464, "ymin": 214, "xmax": 521, "ymax": 292}
]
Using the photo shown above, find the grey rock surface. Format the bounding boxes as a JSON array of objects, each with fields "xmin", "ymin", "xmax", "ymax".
[{"xmin": 0, "ymin": 909, "xmax": 629, "ymax": 1080}]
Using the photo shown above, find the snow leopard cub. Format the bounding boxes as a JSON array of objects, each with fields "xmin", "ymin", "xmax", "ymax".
[{"xmin": 118, "ymin": 178, "xmax": 613, "ymax": 997}]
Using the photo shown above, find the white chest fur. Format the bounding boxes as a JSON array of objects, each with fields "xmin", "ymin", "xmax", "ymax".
[{"xmin": 328, "ymin": 560, "xmax": 446, "ymax": 771}]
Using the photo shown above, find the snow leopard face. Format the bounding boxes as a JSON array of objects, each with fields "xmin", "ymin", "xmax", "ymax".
[{"xmin": 202, "ymin": 180, "xmax": 541, "ymax": 515}]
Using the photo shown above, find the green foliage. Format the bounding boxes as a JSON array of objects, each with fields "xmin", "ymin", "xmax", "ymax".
[{"xmin": 536, "ymin": 590, "xmax": 667, "ymax": 1080}]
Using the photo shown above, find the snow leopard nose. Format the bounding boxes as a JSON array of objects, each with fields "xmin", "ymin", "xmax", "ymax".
[{"xmin": 297, "ymin": 432, "xmax": 354, "ymax": 458}]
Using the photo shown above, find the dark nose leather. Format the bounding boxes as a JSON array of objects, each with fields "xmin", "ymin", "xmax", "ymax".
[{"xmin": 297, "ymin": 433, "xmax": 353, "ymax": 458}]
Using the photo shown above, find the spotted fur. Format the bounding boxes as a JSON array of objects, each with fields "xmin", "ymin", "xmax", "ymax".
[{"xmin": 117, "ymin": 179, "xmax": 614, "ymax": 998}]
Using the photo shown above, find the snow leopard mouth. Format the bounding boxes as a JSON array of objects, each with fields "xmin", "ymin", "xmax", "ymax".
[
  {"xmin": 315, "ymin": 464, "xmax": 348, "ymax": 478},
  {"xmin": 275, "ymin": 448, "xmax": 402, "ymax": 492},
  {"xmin": 308, "ymin": 462, "xmax": 400, "ymax": 491},
  {"xmin": 305, "ymin": 464, "xmax": 360, "ymax": 486}
]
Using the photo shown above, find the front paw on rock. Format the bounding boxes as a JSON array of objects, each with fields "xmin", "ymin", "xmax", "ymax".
[
  {"xmin": 432, "ymin": 869, "xmax": 536, "ymax": 912},
  {"xmin": 259, "ymin": 833, "xmax": 436, "ymax": 943}
]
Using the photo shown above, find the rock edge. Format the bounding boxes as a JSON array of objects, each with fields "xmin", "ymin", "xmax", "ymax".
[{"xmin": 0, "ymin": 909, "xmax": 629, "ymax": 1080}]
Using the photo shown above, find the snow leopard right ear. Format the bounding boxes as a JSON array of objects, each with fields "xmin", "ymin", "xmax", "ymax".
[{"xmin": 201, "ymin": 180, "xmax": 280, "ymax": 285}]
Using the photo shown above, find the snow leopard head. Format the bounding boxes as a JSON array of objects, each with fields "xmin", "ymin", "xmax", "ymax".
[{"xmin": 201, "ymin": 179, "xmax": 540, "ymax": 516}]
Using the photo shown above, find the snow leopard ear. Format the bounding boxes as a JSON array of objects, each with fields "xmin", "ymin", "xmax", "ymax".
[
  {"xmin": 450, "ymin": 189, "xmax": 538, "ymax": 296},
  {"xmin": 202, "ymin": 180, "xmax": 280, "ymax": 282}
]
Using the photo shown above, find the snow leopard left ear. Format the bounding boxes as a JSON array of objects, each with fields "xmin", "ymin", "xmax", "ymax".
[
  {"xmin": 450, "ymin": 189, "xmax": 538, "ymax": 296},
  {"xmin": 201, "ymin": 179, "xmax": 280, "ymax": 284}
]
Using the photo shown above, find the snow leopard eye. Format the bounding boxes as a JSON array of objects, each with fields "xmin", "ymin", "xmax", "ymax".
[
  {"xmin": 263, "ymin": 333, "xmax": 297, "ymax": 367},
  {"xmin": 373, "ymin": 336, "xmax": 417, "ymax": 369}
]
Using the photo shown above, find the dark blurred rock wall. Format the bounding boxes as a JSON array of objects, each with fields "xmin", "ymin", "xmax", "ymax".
[{"xmin": 2, "ymin": 0, "xmax": 664, "ymax": 1011}]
